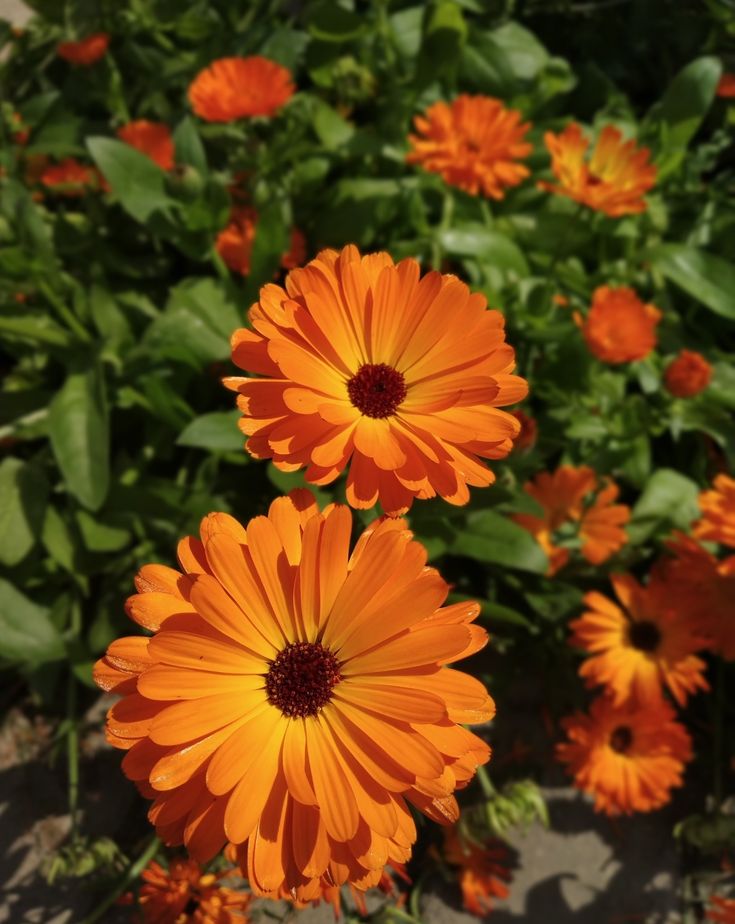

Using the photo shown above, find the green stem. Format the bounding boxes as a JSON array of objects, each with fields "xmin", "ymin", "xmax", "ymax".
[
  {"xmin": 476, "ymin": 763, "xmax": 497, "ymax": 798},
  {"xmin": 430, "ymin": 187, "xmax": 455, "ymax": 270},
  {"xmin": 37, "ymin": 282, "xmax": 92, "ymax": 343},
  {"xmin": 66, "ymin": 596, "xmax": 82, "ymax": 839},
  {"xmin": 81, "ymin": 834, "xmax": 160, "ymax": 924}
]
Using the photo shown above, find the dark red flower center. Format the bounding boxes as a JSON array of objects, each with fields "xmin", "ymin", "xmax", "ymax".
[
  {"xmin": 628, "ymin": 620, "xmax": 661, "ymax": 653},
  {"xmin": 609, "ymin": 725, "xmax": 633, "ymax": 754},
  {"xmin": 266, "ymin": 642, "xmax": 342, "ymax": 718},
  {"xmin": 347, "ymin": 363, "xmax": 407, "ymax": 418}
]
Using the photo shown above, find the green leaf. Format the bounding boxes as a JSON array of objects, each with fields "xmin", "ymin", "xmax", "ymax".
[
  {"xmin": 307, "ymin": 1, "xmax": 364, "ymax": 41},
  {"xmin": 450, "ymin": 510, "xmax": 548, "ymax": 573},
  {"xmin": 0, "ymin": 579, "xmax": 64, "ymax": 666},
  {"xmin": 461, "ymin": 22, "xmax": 549, "ymax": 95},
  {"xmin": 418, "ymin": 1, "xmax": 467, "ymax": 78},
  {"xmin": 41, "ymin": 505, "xmax": 81, "ymax": 573},
  {"xmin": 48, "ymin": 361, "xmax": 110, "ymax": 511},
  {"xmin": 75, "ymin": 510, "xmax": 131, "ymax": 553},
  {"xmin": 439, "ymin": 227, "xmax": 529, "ymax": 276},
  {"xmin": 628, "ymin": 468, "xmax": 700, "ymax": 544},
  {"xmin": 0, "ymin": 310, "xmax": 76, "ymax": 348},
  {"xmin": 177, "ymin": 411, "xmax": 244, "ymax": 452},
  {"xmin": 311, "ymin": 98, "xmax": 355, "ymax": 149},
  {"xmin": 173, "ymin": 117, "xmax": 207, "ymax": 172},
  {"xmin": 87, "ymin": 137, "xmax": 175, "ymax": 223},
  {"xmin": 0, "ymin": 458, "xmax": 49, "ymax": 565},
  {"xmin": 246, "ymin": 203, "xmax": 290, "ymax": 288},
  {"xmin": 649, "ymin": 244, "xmax": 735, "ymax": 320}
]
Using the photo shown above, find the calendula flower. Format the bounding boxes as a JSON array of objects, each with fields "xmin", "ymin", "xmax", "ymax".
[
  {"xmin": 297, "ymin": 864, "xmax": 410, "ymax": 917},
  {"xmin": 570, "ymin": 573, "xmax": 709, "ymax": 706},
  {"xmin": 539, "ymin": 123, "xmax": 656, "ymax": 216},
  {"xmin": 94, "ymin": 491, "xmax": 494, "ymax": 902},
  {"xmin": 510, "ymin": 409, "xmax": 537, "ymax": 453},
  {"xmin": 716, "ymin": 74, "xmax": 735, "ymax": 98},
  {"xmin": 442, "ymin": 827, "xmax": 512, "ymax": 916},
  {"xmin": 40, "ymin": 158, "xmax": 104, "ymax": 196},
  {"xmin": 57, "ymin": 33, "xmax": 109, "ymax": 65},
  {"xmin": 664, "ymin": 349, "xmax": 712, "ymax": 398},
  {"xmin": 117, "ymin": 120, "xmax": 175, "ymax": 171},
  {"xmin": 557, "ymin": 695, "xmax": 692, "ymax": 815},
  {"xmin": 225, "ymin": 245, "xmax": 527, "ymax": 515},
  {"xmin": 577, "ymin": 285, "xmax": 661, "ymax": 364},
  {"xmin": 406, "ymin": 95, "xmax": 531, "ymax": 199},
  {"xmin": 215, "ymin": 207, "xmax": 306, "ymax": 277},
  {"xmin": 513, "ymin": 465, "xmax": 629, "ymax": 575},
  {"xmin": 188, "ymin": 56, "xmax": 294, "ymax": 122},
  {"xmin": 694, "ymin": 474, "xmax": 735, "ymax": 549},
  {"xmin": 708, "ymin": 896, "xmax": 735, "ymax": 923},
  {"xmin": 138, "ymin": 858, "xmax": 250, "ymax": 923}
]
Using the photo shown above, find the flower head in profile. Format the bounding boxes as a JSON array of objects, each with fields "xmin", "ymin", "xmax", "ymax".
[
  {"xmin": 664, "ymin": 349, "xmax": 712, "ymax": 398},
  {"xmin": 694, "ymin": 473, "xmax": 735, "ymax": 549},
  {"xmin": 57, "ymin": 33, "xmax": 109, "ymax": 66},
  {"xmin": 216, "ymin": 207, "xmax": 306, "ymax": 277},
  {"xmin": 539, "ymin": 123, "xmax": 656, "ymax": 216},
  {"xmin": 117, "ymin": 120, "xmax": 175, "ymax": 171},
  {"xmin": 225, "ymin": 245, "xmax": 527, "ymax": 515},
  {"xmin": 40, "ymin": 158, "xmax": 104, "ymax": 196},
  {"xmin": 188, "ymin": 56, "xmax": 294, "ymax": 122},
  {"xmin": 513, "ymin": 465, "xmax": 629, "ymax": 575},
  {"xmin": 138, "ymin": 857, "xmax": 250, "ymax": 923},
  {"xmin": 577, "ymin": 285, "xmax": 661, "ymax": 364},
  {"xmin": 570, "ymin": 573, "xmax": 709, "ymax": 706},
  {"xmin": 406, "ymin": 95, "xmax": 531, "ymax": 199},
  {"xmin": 94, "ymin": 491, "xmax": 494, "ymax": 902},
  {"xmin": 556, "ymin": 695, "xmax": 692, "ymax": 815},
  {"xmin": 717, "ymin": 74, "xmax": 735, "ymax": 98},
  {"xmin": 442, "ymin": 827, "xmax": 512, "ymax": 916}
]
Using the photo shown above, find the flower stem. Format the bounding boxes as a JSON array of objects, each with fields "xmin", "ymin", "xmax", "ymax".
[
  {"xmin": 80, "ymin": 834, "xmax": 160, "ymax": 924},
  {"xmin": 476, "ymin": 763, "xmax": 497, "ymax": 798}
]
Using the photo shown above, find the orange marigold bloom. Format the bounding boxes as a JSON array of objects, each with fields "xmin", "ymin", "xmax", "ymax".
[
  {"xmin": 138, "ymin": 858, "xmax": 250, "ymax": 923},
  {"xmin": 664, "ymin": 349, "xmax": 712, "ymax": 398},
  {"xmin": 570, "ymin": 573, "xmax": 709, "ymax": 706},
  {"xmin": 117, "ymin": 120, "xmax": 175, "ymax": 171},
  {"xmin": 708, "ymin": 896, "xmax": 735, "ymax": 923},
  {"xmin": 225, "ymin": 245, "xmax": 527, "ymax": 515},
  {"xmin": 510, "ymin": 409, "xmax": 537, "ymax": 453},
  {"xmin": 694, "ymin": 473, "xmax": 735, "ymax": 549},
  {"xmin": 188, "ymin": 56, "xmax": 294, "ymax": 122},
  {"xmin": 216, "ymin": 207, "xmax": 306, "ymax": 277},
  {"xmin": 556, "ymin": 695, "xmax": 692, "ymax": 815},
  {"xmin": 443, "ymin": 827, "xmax": 512, "ymax": 916},
  {"xmin": 94, "ymin": 491, "xmax": 494, "ymax": 901},
  {"xmin": 717, "ymin": 74, "xmax": 735, "ymax": 98},
  {"xmin": 40, "ymin": 158, "xmax": 102, "ymax": 196},
  {"xmin": 539, "ymin": 123, "xmax": 656, "ymax": 216},
  {"xmin": 578, "ymin": 285, "xmax": 661, "ymax": 364},
  {"xmin": 57, "ymin": 33, "xmax": 109, "ymax": 66},
  {"xmin": 406, "ymin": 95, "xmax": 531, "ymax": 200},
  {"xmin": 513, "ymin": 465, "xmax": 629, "ymax": 575}
]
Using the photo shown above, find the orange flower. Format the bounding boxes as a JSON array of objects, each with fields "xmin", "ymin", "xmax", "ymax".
[
  {"xmin": 510, "ymin": 409, "xmax": 537, "ymax": 453},
  {"xmin": 117, "ymin": 120, "xmax": 175, "ymax": 171},
  {"xmin": 442, "ymin": 827, "xmax": 512, "ymax": 916},
  {"xmin": 694, "ymin": 473, "xmax": 735, "ymax": 549},
  {"xmin": 578, "ymin": 285, "xmax": 661, "ymax": 364},
  {"xmin": 188, "ymin": 56, "xmax": 294, "ymax": 122},
  {"xmin": 716, "ymin": 74, "xmax": 735, "ymax": 98},
  {"xmin": 216, "ymin": 207, "xmax": 306, "ymax": 277},
  {"xmin": 540, "ymin": 123, "xmax": 656, "ymax": 217},
  {"xmin": 94, "ymin": 491, "xmax": 494, "ymax": 901},
  {"xmin": 40, "ymin": 158, "xmax": 103, "ymax": 196},
  {"xmin": 708, "ymin": 896, "xmax": 735, "ymax": 923},
  {"xmin": 513, "ymin": 465, "xmax": 629, "ymax": 575},
  {"xmin": 224, "ymin": 245, "xmax": 527, "ymax": 515},
  {"xmin": 138, "ymin": 858, "xmax": 250, "ymax": 923},
  {"xmin": 57, "ymin": 33, "xmax": 109, "ymax": 66},
  {"xmin": 296, "ymin": 864, "xmax": 410, "ymax": 917},
  {"xmin": 570, "ymin": 573, "xmax": 709, "ymax": 706},
  {"xmin": 556, "ymin": 695, "xmax": 692, "ymax": 815},
  {"xmin": 406, "ymin": 95, "xmax": 531, "ymax": 199},
  {"xmin": 664, "ymin": 349, "xmax": 712, "ymax": 398}
]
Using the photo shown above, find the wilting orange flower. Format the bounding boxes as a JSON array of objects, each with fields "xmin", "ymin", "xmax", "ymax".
[
  {"xmin": 570, "ymin": 573, "xmax": 709, "ymax": 706},
  {"xmin": 57, "ymin": 33, "xmax": 109, "ymax": 65},
  {"xmin": 694, "ymin": 474, "xmax": 735, "ymax": 549},
  {"xmin": 443, "ymin": 827, "xmax": 512, "ymax": 916},
  {"xmin": 216, "ymin": 207, "xmax": 306, "ymax": 277},
  {"xmin": 539, "ymin": 123, "xmax": 656, "ymax": 216},
  {"xmin": 406, "ymin": 95, "xmax": 531, "ymax": 199},
  {"xmin": 578, "ymin": 285, "xmax": 661, "ymax": 364},
  {"xmin": 510, "ymin": 409, "xmax": 537, "ymax": 453},
  {"xmin": 188, "ymin": 56, "xmax": 294, "ymax": 122},
  {"xmin": 117, "ymin": 120, "xmax": 175, "ymax": 171},
  {"xmin": 138, "ymin": 858, "xmax": 250, "ymax": 923},
  {"xmin": 664, "ymin": 349, "xmax": 712, "ymax": 398},
  {"xmin": 717, "ymin": 74, "xmax": 735, "ymax": 98},
  {"xmin": 708, "ymin": 896, "xmax": 735, "ymax": 923},
  {"xmin": 557, "ymin": 695, "xmax": 692, "ymax": 815},
  {"xmin": 225, "ymin": 245, "xmax": 527, "ymax": 515},
  {"xmin": 40, "ymin": 158, "xmax": 103, "ymax": 196},
  {"xmin": 513, "ymin": 465, "xmax": 629, "ymax": 575},
  {"xmin": 94, "ymin": 491, "xmax": 494, "ymax": 901}
]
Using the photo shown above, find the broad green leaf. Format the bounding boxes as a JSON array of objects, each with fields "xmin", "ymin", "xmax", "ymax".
[
  {"xmin": 311, "ymin": 98, "xmax": 355, "ymax": 149},
  {"xmin": 0, "ymin": 579, "xmax": 64, "ymax": 666},
  {"xmin": 0, "ymin": 310, "xmax": 75, "ymax": 348},
  {"xmin": 246, "ymin": 203, "xmax": 290, "ymax": 288},
  {"xmin": 177, "ymin": 411, "xmax": 244, "ymax": 452},
  {"xmin": 628, "ymin": 468, "xmax": 700, "ymax": 543},
  {"xmin": 450, "ymin": 510, "xmax": 548, "ymax": 573},
  {"xmin": 87, "ymin": 137, "xmax": 175, "ymax": 223},
  {"xmin": 649, "ymin": 244, "xmax": 735, "ymax": 320},
  {"xmin": 173, "ymin": 117, "xmax": 207, "ymax": 172},
  {"xmin": 0, "ymin": 458, "xmax": 49, "ymax": 565},
  {"xmin": 390, "ymin": 6, "xmax": 424, "ymax": 58},
  {"xmin": 439, "ymin": 227, "xmax": 529, "ymax": 276},
  {"xmin": 41, "ymin": 505, "xmax": 81, "ymax": 573},
  {"xmin": 75, "ymin": 510, "xmax": 131, "ymax": 553},
  {"xmin": 461, "ymin": 22, "xmax": 549, "ymax": 95},
  {"xmin": 307, "ymin": 1, "xmax": 364, "ymax": 41}
]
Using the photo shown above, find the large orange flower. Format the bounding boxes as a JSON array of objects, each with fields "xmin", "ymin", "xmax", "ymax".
[
  {"xmin": 188, "ymin": 57, "xmax": 294, "ymax": 122},
  {"xmin": 138, "ymin": 858, "xmax": 250, "ymax": 923},
  {"xmin": 694, "ymin": 473, "xmax": 735, "ymax": 549},
  {"xmin": 57, "ymin": 33, "xmax": 109, "ymax": 65},
  {"xmin": 513, "ymin": 465, "xmax": 629, "ymax": 575},
  {"xmin": 406, "ymin": 95, "xmax": 531, "ymax": 199},
  {"xmin": 556, "ymin": 695, "xmax": 692, "ymax": 815},
  {"xmin": 216, "ymin": 207, "xmax": 306, "ymax": 277},
  {"xmin": 224, "ymin": 245, "xmax": 527, "ymax": 515},
  {"xmin": 117, "ymin": 120, "xmax": 175, "ymax": 171},
  {"xmin": 664, "ymin": 349, "xmax": 712, "ymax": 398},
  {"xmin": 578, "ymin": 285, "xmax": 661, "ymax": 364},
  {"xmin": 94, "ymin": 491, "xmax": 494, "ymax": 902},
  {"xmin": 570, "ymin": 573, "xmax": 709, "ymax": 706},
  {"xmin": 539, "ymin": 123, "xmax": 656, "ymax": 217},
  {"xmin": 442, "ymin": 827, "xmax": 512, "ymax": 916}
]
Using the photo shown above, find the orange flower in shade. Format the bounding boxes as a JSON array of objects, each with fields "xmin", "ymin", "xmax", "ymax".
[
  {"xmin": 717, "ymin": 74, "xmax": 735, "ymax": 98},
  {"xmin": 224, "ymin": 245, "xmax": 527, "ymax": 515},
  {"xmin": 138, "ymin": 858, "xmax": 250, "ymax": 923},
  {"xmin": 708, "ymin": 896, "xmax": 735, "ymax": 923},
  {"xmin": 578, "ymin": 285, "xmax": 661, "ymax": 364},
  {"xmin": 539, "ymin": 123, "xmax": 656, "ymax": 217},
  {"xmin": 215, "ymin": 207, "xmax": 306, "ymax": 277},
  {"xmin": 442, "ymin": 827, "xmax": 512, "ymax": 916},
  {"xmin": 556, "ymin": 695, "xmax": 692, "ymax": 815},
  {"xmin": 117, "ymin": 120, "xmax": 175, "ymax": 171},
  {"xmin": 406, "ymin": 95, "xmax": 531, "ymax": 200},
  {"xmin": 510, "ymin": 409, "xmax": 537, "ymax": 453},
  {"xmin": 93, "ymin": 491, "xmax": 494, "ymax": 902},
  {"xmin": 40, "ymin": 158, "xmax": 104, "ymax": 196},
  {"xmin": 513, "ymin": 465, "xmax": 629, "ymax": 575},
  {"xmin": 188, "ymin": 57, "xmax": 294, "ymax": 122},
  {"xmin": 570, "ymin": 573, "xmax": 709, "ymax": 706},
  {"xmin": 694, "ymin": 474, "xmax": 735, "ymax": 549},
  {"xmin": 664, "ymin": 349, "xmax": 712, "ymax": 398},
  {"xmin": 57, "ymin": 33, "xmax": 109, "ymax": 65}
]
